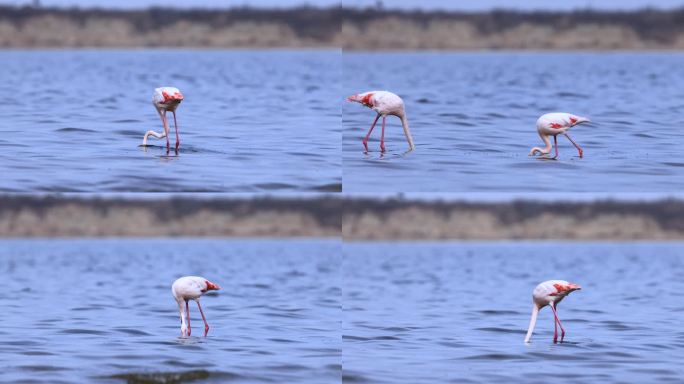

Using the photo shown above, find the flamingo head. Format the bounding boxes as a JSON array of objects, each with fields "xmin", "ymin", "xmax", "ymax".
[
  {"xmin": 552, "ymin": 282, "xmax": 582, "ymax": 297},
  {"xmin": 162, "ymin": 90, "xmax": 184, "ymax": 104},
  {"xmin": 205, "ymin": 280, "xmax": 221, "ymax": 291},
  {"xmin": 347, "ymin": 92, "xmax": 374, "ymax": 108},
  {"xmin": 570, "ymin": 116, "xmax": 590, "ymax": 126},
  {"xmin": 566, "ymin": 282, "xmax": 581, "ymax": 291}
]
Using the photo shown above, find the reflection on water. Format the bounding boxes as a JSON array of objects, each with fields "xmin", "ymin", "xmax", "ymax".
[
  {"xmin": 344, "ymin": 53, "xmax": 684, "ymax": 192},
  {"xmin": 344, "ymin": 241, "xmax": 684, "ymax": 383},
  {"xmin": 0, "ymin": 239, "xmax": 341, "ymax": 383},
  {"xmin": 0, "ymin": 50, "xmax": 341, "ymax": 192}
]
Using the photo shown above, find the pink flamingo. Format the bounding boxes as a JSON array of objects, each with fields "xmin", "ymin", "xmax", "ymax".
[
  {"xmin": 347, "ymin": 90, "xmax": 415, "ymax": 152},
  {"xmin": 143, "ymin": 87, "xmax": 184, "ymax": 151},
  {"xmin": 524, "ymin": 280, "xmax": 581, "ymax": 343},
  {"xmin": 172, "ymin": 276, "xmax": 220, "ymax": 337},
  {"xmin": 529, "ymin": 113, "xmax": 590, "ymax": 159}
]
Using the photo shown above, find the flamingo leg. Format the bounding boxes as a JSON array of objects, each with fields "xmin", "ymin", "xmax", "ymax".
[
  {"xmin": 162, "ymin": 110, "xmax": 170, "ymax": 152},
  {"xmin": 550, "ymin": 135, "xmax": 559, "ymax": 160},
  {"xmin": 564, "ymin": 133, "xmax": 583, "ymax": 158},
  {"xmin": 185, "ymin": 299, "xmax": 191, "ymax": 336},
  {"xmin": 363, "ymin": 115, "xmax": 381, "ymax": 152},
  {"xmin": 173, "ymin": 111, "xmax": 180, "ymax": 150},
  {"xmin": 380, "ymin": 116, "xmax": 387, "ymax": 152},
  {"xmin": 196, "ymin": 301, "xmax": 210, "ymax": 337},
  {"xmin": 550, "ymin": 303, "xmax": 566, "ymax": 343},
  {"xmin": 552, "ymin": 305, "xmax": 558, "ymax": 343}
]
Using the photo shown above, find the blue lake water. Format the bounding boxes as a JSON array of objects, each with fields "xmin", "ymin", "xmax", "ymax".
[
  {"xmin": 0, "ymin": 50, "xmax": 341, "ymax": 192},
  {"xmin": 344, "ymin": 241, "xmax": 684, "ymax": 383},
  {"xmin": 343, "ymin": 53, "xmax": 684, "ymax": 192},
  {"xmin": 0, "ymin": 238, "xmax": 340, "ymax": 383}
]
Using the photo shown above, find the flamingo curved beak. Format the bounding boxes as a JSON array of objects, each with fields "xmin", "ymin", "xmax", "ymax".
[
  {"xmin": 346, "ymin": 94, "xmax": 360, "ymax": 103},
  {"xmin": 205, "ymin": 281, "xmax": 221, "ymax": 291},
  {"xmin": 568, "ymin": 283, "xmax": 582, "ymax": 290}
]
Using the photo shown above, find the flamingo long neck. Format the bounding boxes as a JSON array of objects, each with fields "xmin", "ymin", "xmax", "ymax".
[
  {"xmin": 524, "ymin": 305, "xmax": 540, "ymax": 343},
  {"xmin": 400, "ymin": 114, "xmax": 415, "ymax": 150},
  {"xmin": 530, "ymin": 133, "xmax": 551, "ymax": 156}
]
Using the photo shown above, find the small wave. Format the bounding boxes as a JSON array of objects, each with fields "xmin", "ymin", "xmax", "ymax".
[
  {"xmin": 56, "ymin": 127, "xmax": 96, "ymax": 133},
  {"xmin": 477, "ymin": 310, "xmax": 520, "ymax": 315},
  {"xmin": 114, "ymin": 328, "xmax": 152, "ymax": 336},
  {"xmin": 343, "ymin": 335, "xmax": 370, "ymax": 341},
  {"xmin": 310, "ymin": 183, "xmax": 342, "ymax": 192},
  {"xmin": 268, "ymin": 338, "xmax": 301, "ymax": 343},
  {"xmin": 112, "ymin": 119, "xmax": 142, "ymax": 123},
  {"xmin": 464, "ymin": 353, "xmax": 525, "ymax": 361},
  {"xmin": 475, "ymin": 327, "xmax": 525, "ymax": 334},
  {"xmin": 633, "ymin": 133, "xmax": 656, "ymax": 138},
  {"xmin": 19, "ymin": 365, "xmax": 69, "ymax": 371},
  {"xmin": 105, "ymin": 370, "xmax": 242, "ymax": 383},
  {"xmin": 555, "ymin": 91, "xmax": 588, "ymax": 99},
  {"xmin": 254, "ymin": 182, "xmax": 297, "ymax": 190},
  {"xmin": 262, "ymin": 312, "xmax": 305, "ymax": 319},
  {"xmin": 20, "ymin": 351, "xmax": 55, "ymax": 356},
  {"xmin": 437, "ymin": 341, "xmax": 468, "ymax": 348},
  {"xmin": 342, "ymin": 372, "xmax": 373, "ymax": 383},
  {"xmin": 59, "ymin": 328, "xmax": 108, "ymax": 335},
  {"xmin": 381, "ymin": 326, "xmax": 412, "ymax": 332},
  {"xmin": 243, "ymin": 283, "xmax": 271, "ymax": 289},
  {"xmin": 266, "ymin": 364, "xmax": 310, "ymax": 371}
]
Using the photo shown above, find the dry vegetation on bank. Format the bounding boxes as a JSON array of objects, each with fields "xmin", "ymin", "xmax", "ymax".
[
  {"xmin": 0, "ymin": 196, "xmax": 340, "ymax": 237},
  {"xmin": 1, "ymin": 196, "xmax": 683, "ymax": 240},
  {"xmin": 0, "ymin": 6, "xmax": 342, "ymax": 48},
  {"xmin": 343, "ymin": 198, "xmax": 684, "ymax": 240},
  {"xmin": 342, "ymin": 8, "xmax": 684, "ymax": 50},
  {"xmin": 1, "ymin": 6, "xmax": 683, "ymax": 49}
]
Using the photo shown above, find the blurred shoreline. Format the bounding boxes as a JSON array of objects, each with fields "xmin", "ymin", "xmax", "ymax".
[
  {"xmin": 343, "ymin": 8, "xmax": 684, "ymax": 50},
  {"xmin": 2, "ymin": 6, "xmax": 684, "ymax": 49},
  {"xmin": 343, "ymin": 197, "xmax": 684, "ymax": 240},
  {"xmin": 0, "ymin": 6, "xmax": 342, "ymax": 48},
  {"xmin": 2, "ymin": 196, "xmax": 683, "ymax": 239},
  {"xmin": 0, "ymin": 195, "xmax": 340, "ymax": 238}
]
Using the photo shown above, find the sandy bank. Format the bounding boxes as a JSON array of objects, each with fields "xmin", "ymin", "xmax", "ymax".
[
  {"xmin": 0, "ymin": 196, "xmax": 340, "ymax": 237},
  {"xmin": 0, "ymin": 6, "xmax": 342, "ymax": 48},
  {"xmin": 343, "ymin": 198, "xmax": 684, "ymax": 240},
  {"xmin": 2, "ymin": 196, "xmax": 683, "ymax": 240},
  {"xmin": 342, "ymin": 8, "xmax": 684, "ymax": 50}
]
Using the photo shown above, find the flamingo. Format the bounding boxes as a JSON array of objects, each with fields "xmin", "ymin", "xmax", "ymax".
[
  {"xmin": 529, "ymin": 113, "xmax": 590, "ymax": 159},
  {"xmin": 524, "ymin": 280, "xmax": 581, "ymax": 343},
  {"xmin": 143, "ymin": 87, "xmax": 184, "ymax": 151},
  {"xmin": 172, "ymin": 276, "xmax": 220, "ymax": 337},
  {"xmin": 347, "ymin": 90, "xmax": 415, "ymax": 152}
]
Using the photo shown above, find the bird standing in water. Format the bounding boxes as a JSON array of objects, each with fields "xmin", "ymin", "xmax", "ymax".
[
  {"xmin": 143, "ymin": 87, "xmax": 184, "ymax": 151},
  {"xmin": 529, "ymin": 113, "xmax": 590, "ymax": 159},
  {"xmin": 347, "ymin": 90, "xmax": 415, "ymax": 153},
  {"xmin": 172, "ymin": 276, "xmax": 220, "ymax": 337},
  {"xmin": 524, "ymin": 280, "xmax": 581, "ymax": 343}
]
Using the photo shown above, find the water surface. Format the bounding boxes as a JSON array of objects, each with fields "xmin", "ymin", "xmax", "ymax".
[
  {"xmin": 1, "ymin": 50, "xmax": 341, "ymax": 192},
  {"xmin": 344, "ymin": 241, "xmax": 684, "ymax": 383},
  {"xmin": 343, "ymin": 53, "xmax": 684, "ymax": 192},
  {"xmin": 0, "ymin": 238, "xmax": 340, "ymax": 383}
]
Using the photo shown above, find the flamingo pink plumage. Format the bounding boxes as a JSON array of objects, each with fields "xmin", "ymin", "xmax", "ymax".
[
  {"xmin": 143, "ymin": 87, "xmax": 184, "ymax": 151},
  {"xmin": 524, "ymin": 280, "xmax": 581, "ymax": 343},
  {"xmin": 347, "ymin": 90, "xmax": 415, "ymax": 152},
  {"xmin": 529, "ymin": 113, "xmax": 590, "ymax": 159},
  {"xmin": 172, "ymin": 276, "xmax": 220, "ymax": 337}
]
